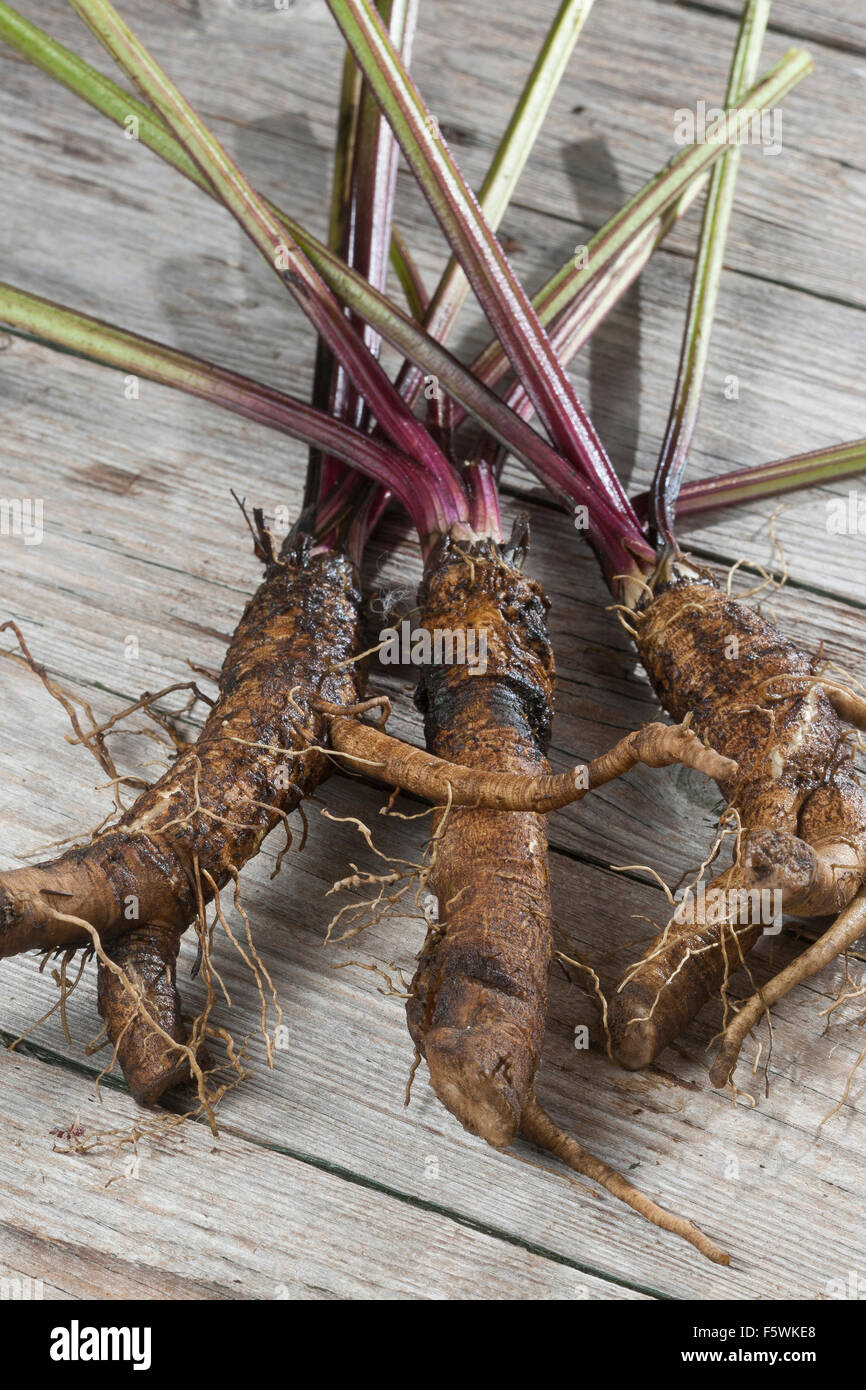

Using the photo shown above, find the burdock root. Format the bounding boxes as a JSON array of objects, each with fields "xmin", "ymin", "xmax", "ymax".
[
  {"xmin": 405, "ymin": 536, "xmax": 556, "ymax": 1150},
  {"xmin": 1, "ymin": 532, "xmax": 364, "ymax": 1103},
  {"xmin": 610, "ymin": 569, "xmax": 866, "ymax": 1074},
  {"xmin": 382, "ymin": 536, "xmax": 730, "ymax": 1263}
]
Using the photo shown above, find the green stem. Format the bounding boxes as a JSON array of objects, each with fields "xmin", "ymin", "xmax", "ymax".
[
  {"xmin": 68, "ymin": 0, "xmax": 466, "ymax": 533},
  {"xmin": 0, "ymin": 281, "xmax": 440, "ymax": 535},
  {"xmin": 462, "ymin": 45, "xmax": 812, "ymax": 405},
  {"xmin": 464, "ymin": 182, "xmax": 704, "ymax": 517},
  {"xmin": 0, "ymin": 3, "xmax": 810, "ymax": 445},
  {"xmin": 389, "ymin": 226, "xmax": 429, "ymax": 318},
  {"xmin": 320, "ymin": 0, "xmax": 420, "ymax": 558},
  {"xmin": 497, "ymin": 177, "xmax": 707, "ymax": 427},
  {"xmin": 396, "ymin": 0, "xmax": 596, "ymax": 407},
  {"xmin": 632, "ymin": 440, "xmax": 866, "ymax": 519},
  {"xmin": 649, "ymin": 0, "xmax": 773, "ymax": 549},
  {"xmin": 306, "ymin": 44, "xmax": 364, "ymax": 512}
]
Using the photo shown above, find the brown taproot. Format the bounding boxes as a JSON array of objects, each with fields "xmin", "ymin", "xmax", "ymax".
[
  {"xmin": 96, "ymin": 920, "xmax": 210, "ymax": 1106},
  {"xmin": 403, "ymin": 536, "xmax": 555, "ymax": 1148},
  {"xmin": 520, "ymin": 1094, "xmax": 729, "ymax": 1265},
  {"xmin": 1, "ymin": 537, "xmax": 363, "ymax": 1103},
  {"xmin": 610, "ymin": 572, "xmax": 866, "ymax": 1071}
]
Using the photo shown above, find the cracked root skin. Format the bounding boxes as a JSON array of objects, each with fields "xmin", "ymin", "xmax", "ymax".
[
  {"xmin": 406, "ymin": 538, "xmax": 555, "ymax": 1148},
  {"xmin": 0, "ymin": 539, "xmax": 364, "ymax": 960},
  {"xmin": 610, "ymin": 574, "xmax": 866, "ymax": 1069}
]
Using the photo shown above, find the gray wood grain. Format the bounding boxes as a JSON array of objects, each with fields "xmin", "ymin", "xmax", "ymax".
[
  {"xmin": 0, "ymin": 0, "xmax": 865, "ymax": 1301},
  {"xmin": 0, "ymin": 1050, "xmax": 646, "ymax": 1299}
]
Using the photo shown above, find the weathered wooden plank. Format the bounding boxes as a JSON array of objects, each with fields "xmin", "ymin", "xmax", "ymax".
[
  {"xmin": 0, "ymin": 1048, "xmax": 645, "ymax": 1300},
  {"xmin": 3, "ymin": 0, "xmax": 863, "ymax": 319},
  {"xmin": 0, "ymin": 1223, "xmax": 238, "ymax": 1300},
  {"xmin": 659, "ymin": 0, "xmax": 866, "ymax": 55},
  {"xmin": 1, "ymin": 0, "xmax": 865, "ymax": 1304}
]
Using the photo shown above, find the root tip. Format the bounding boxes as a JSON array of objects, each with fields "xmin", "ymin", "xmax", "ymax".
[
  {"xmin": 709, "ymin": 1052, "xmax": 736, "ymax": 1090},
  {"xmin": 608, "ymin": 1005, "xmax": 665, "ymax": 1072}
]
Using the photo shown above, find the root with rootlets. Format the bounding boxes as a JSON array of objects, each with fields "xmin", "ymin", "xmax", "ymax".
[
  {"xmin": 1, "ymin": 533, "xmax": 363, "ymax": 1103},
  {"xmin": 610, "ymin": 565, "xmax": 866, "ymax": 1074},
  {"xmin": 390, "ymin": 536, "xmax": 728, "ymax": 1263},
  {"xmin": 96, "ymin": 921, "xmax": 208, "ymax": 1107},
  {"xmin": 710, "ymin": 884, "xmax": 866, "ymax": 1089}
]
